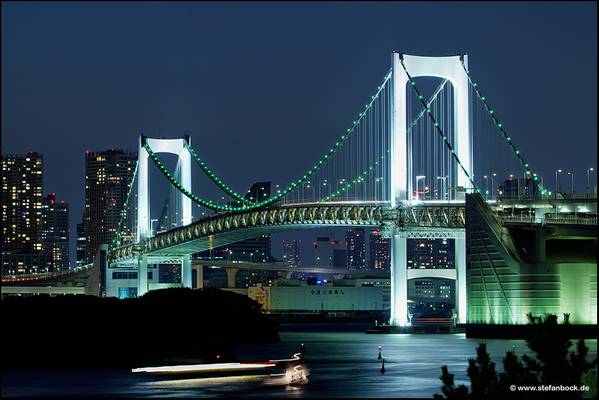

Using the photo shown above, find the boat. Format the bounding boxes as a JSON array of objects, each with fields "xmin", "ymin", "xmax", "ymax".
[{"xmin": 132, "ymin": 352, "xmax": 308, "ymax": 385}]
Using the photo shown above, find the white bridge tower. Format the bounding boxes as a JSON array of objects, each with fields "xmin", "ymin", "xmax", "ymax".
[
  {"xmin": 389, "ymin": 53, "xmax": 473, "ymax": 326},
  {"xmin": 136, "ymin": 135, "xmax": 194, "ymax": 296}
]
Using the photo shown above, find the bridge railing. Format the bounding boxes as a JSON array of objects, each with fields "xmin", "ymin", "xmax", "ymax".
[
  {"xmin": 497, "ymin": 214, "xmax": 597, "ymax": 226},
  {"xmin": 1, "ymin": 264, "xmax": 94, "ymax": 283}
]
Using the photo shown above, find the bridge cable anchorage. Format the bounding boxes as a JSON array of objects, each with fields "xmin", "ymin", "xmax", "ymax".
[
  {"xmin": 144, "ymin": 69, "xmax": 393, "ymax": 212},
  {"xmin": 320, "ymin": 79, "xmax": 449, "ymax": 203},
  {"xmin": 399, "ymin": 58, "xmax": 480, "ymax": 194},
  {"xmin": 460, "ymin": 61, "xmax": 548, "ymax": 196},
  {"xmin": 110, "ymin": 161, "xmax": 139, "ymax": 251}
]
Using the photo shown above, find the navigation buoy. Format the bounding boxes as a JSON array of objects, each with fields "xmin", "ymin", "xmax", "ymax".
[
  {"xmin": 377, "ymin": 345, "xmax": 382, "ymax": 360},
  {"xmin": 380, "ymin": 358, "xmax": 386, "ymax": 374},
  {"xmin": 299, "ymin": 343, "xmax": 306, "ymax": 358}
]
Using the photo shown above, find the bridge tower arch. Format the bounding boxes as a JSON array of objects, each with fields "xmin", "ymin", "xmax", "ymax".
[
  {"xmin": 389, "ymin": 54, "xmax": 472, "ymax": 327},
  {"xmin": 136, "ymin": 135, "xmax": 193, "ymax": 295}
]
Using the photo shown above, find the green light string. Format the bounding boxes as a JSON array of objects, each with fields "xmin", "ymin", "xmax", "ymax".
[
  {"xmin": 460, "ymin": 61, "xmax": 547, "ymax": 195},
  {"xmin": 172, "ymin": 69, "xmax": 394, "ymax": 209},
  {"xmin": 320, "ymin": 150, "xmax": 389, "ymax": 202},
  {"xmin": 148, "ymin": 68, "xmax": 447, "ymax": 212},
  {"xmin": 110, "ymin": 162, "xmax": 139, "ymax": 250},
  {"xmin": 399, "ymin": 56, "xmax": 480, "ymax": 194},
  {"xmin": 185, "ymin": 143, "xmax": 255, "ymax": 206},
  {"xmin": 145, "ymin": 143, "xmax": 238, "ymax": 211}
]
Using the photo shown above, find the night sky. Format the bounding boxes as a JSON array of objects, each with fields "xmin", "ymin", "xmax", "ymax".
[{"xmin": 2, "ymin": 2, "xmax": 597, "ymax": 264}]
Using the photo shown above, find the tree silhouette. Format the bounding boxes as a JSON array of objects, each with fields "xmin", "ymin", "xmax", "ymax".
[{"xmin": 434, "ymin": 314, "xmax": 596, "ymax": 399}]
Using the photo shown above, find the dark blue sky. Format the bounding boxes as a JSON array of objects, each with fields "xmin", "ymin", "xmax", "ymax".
[{"xmin": 2, "ymin": 2, "xmax": 596, "ymax": 263}]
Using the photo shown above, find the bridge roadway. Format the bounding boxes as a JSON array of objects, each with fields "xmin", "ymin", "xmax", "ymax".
[
  {"xmin": 110, "ymin": 197, "xmax": 597, "ymax": 264},
  {"xmin": 110, "ymin": 200, "xmax": 468, "ymax": 263},
  {"xmin": 191, "ymin": 259, "xmax": 457, "ymax": 289}
]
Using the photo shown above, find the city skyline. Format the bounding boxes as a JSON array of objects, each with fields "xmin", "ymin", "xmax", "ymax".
[{"xmin": 2, "ymin": 3, "xmax": 597, "ymax": 266}]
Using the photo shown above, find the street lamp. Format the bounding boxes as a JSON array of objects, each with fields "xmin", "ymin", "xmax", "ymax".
[
  {"xmin": 567, "ymin": 172, "xmax": 574, "ymax": 196},
  {"xmin": 416, "ymin": 175, "xmax": 426, "ymax": 201},
  {"xmin": 555, "ymin": 169, "xmax": 562, "ymax": 199},
  {"xmin": 587, "ymin": 168, "xmax": 595, "ymax": 198},
  {"xmin": 150, "ymin": 218, "xmax": 158, "ymax": 237},
  {"xmin": 483, "ymin": 175, "xmax": 489, "ymax": 200},
  {"xmin": 491, "ymin": 173, "xmax": 497, "ymax": 200}
]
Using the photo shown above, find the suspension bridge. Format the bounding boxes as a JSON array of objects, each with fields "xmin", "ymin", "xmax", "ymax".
[{"xmin": 20, "ymin": 53, "xmax": 597, "ymax": 327}]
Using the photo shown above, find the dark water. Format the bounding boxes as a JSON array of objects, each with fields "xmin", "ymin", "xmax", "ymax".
[{"xmin": 3, "ymin": 324, "xmax": 596, "ymax": 398}]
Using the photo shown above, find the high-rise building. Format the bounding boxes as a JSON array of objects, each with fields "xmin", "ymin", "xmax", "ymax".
[
  {"xmin": 497, "ymin": 176, "xmax": 540, "ymax": 199},
  {"xmin": 76, "ymin": 217, "xmax": 86, "ymax": 267},
  {"xmin": 407, "ymin": 239, "xmax": 454, "ymax": 269},
  {"xmin": 245, "ymin": 181, "xmax": 271, "ymax": 204},
  {"xmin": 84, "ymin": 149, "xmax": 137, "ymax": 263},
  {"xmin": 1, "ymin": 152, "xmax": 45, "ymax": 275},
  {"xmin": 346, "ymin": 228, "xmax": 366, "ymax": 270},
  {"xmin": 332, "ymin": 240, "xmax": 347, "ymax": 268},
  {"xmin": 369, "ymin": 228, "xmax": 390, "ymax": 270},
  {"xmin": 282, "ymin": 240, "xmax": 301, "ymax": 266},
  {"xmin": 314, "ymin": 237, "xmax": 333, "ymax": 267},
  {"xmin": 41, "ymin": 194, "xmax": 69, "ymax": 271}
]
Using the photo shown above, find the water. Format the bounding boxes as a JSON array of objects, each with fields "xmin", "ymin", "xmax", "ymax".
[{"xmin": 3, "ymin": 325, "xmax": 596, "ymax": 398}]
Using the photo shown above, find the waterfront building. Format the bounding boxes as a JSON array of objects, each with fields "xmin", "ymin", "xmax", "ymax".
[
  {"xmin": 84, "ymin": 149, "xmax": 137, "ymax": 263},
  {"xmin": 369, "ymin": 228, "xmax": 390, "ymax": 270},
  {"xmin": 41, "ymin": 194, "xmax": 69, "ymax": 271},
  {"xmin": 408, "ymin": 278, "xmax": 454, "ymax": 304},
  {"xmin": 248, "ymin": 281, "xmax": 385, "ymax": 313},
  {"xmin": 1, "ymin": 152, "xmax": 45, "ymax": 275},
  {"xmin": 346, "ymin": 228, "xmax": 366, "ymax": 269}
]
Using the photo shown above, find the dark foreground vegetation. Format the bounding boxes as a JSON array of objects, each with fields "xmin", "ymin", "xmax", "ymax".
[
  {"xmin": 2, "ymin": 288, "xmax": 279, "ymax": 369},
  {"xmin": 435, "ymin": 314, "xmax": 597, "ymax": 400}
]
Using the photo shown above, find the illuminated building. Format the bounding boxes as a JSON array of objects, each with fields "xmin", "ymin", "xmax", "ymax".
[
  {"xmin": 41, "ymin": 194, "xmax": 69, "ymax": 271},
  {"xmin": 497, "ymin": 176, "xmax": 540, "ymax": 199},
  {"xmin": 282, "ymin": 240, "xmax": 301, "ymax": 266},
  {"xmin": 84, "ymin": 149, "xmax": 137, "ymax": 263},
  {"xmin": 313, "ymin": 236, "xmax": 339, "ymax": 267},
  {"xmin": 369, "ymin": 228, "xmax": 390, "ymax": 270},
  {"xmin": 76, "ymin": 217, "xmax": 86, "ymax": 267},
  {"xmin": 248, "ymin": 278, "xmax": 389, "ymax": 313},
  {"xmin": 1, "ymin": 152, "xmax": 45, "ymax": 275},
  {"xmin": 346, "ymin": 228, "xmax": 366, "ymax": 269},
  {"xmin": 407, "ymin": 239, "xmax": 454, "ymax": 269}
]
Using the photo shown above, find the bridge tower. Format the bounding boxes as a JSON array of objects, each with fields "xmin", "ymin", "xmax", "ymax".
[
  {"xmin": 136, "ymin": 135, "xmax": 193, "ymax": 296},
  {"xmin": 389, "ymin": 53, "xmax": 472, "ymax": 326}
]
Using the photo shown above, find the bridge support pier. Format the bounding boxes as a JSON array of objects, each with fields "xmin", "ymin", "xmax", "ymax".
[
  {"xmin": 455, "ymin": 236, "xmax": 467, "ymax": 324},
  {"xmin": 226, "ymin": 267, "xmax": 239, "ymax": 289},
  {"xmin": 137, "ymin": 255, "xmax": 148, "ymax": 297},
  {"xmin": 193, "ymin": 265, "xmax": 204, "ymax": 289},
  {"xmin": 181, "ymin": 255, "xmax": 192, "ymax": 289},
  {"xmin": 390, "ymin": 235, "xmax": 408, "ymax": 326},
  {"xmin": 389, "ymin": 229, "xmax": 467, "ymax": 326}
]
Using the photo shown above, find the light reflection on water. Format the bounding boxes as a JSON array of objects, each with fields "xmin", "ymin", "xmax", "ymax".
[{"xmin": 2, "ymin": 328, "xmax": 596, "ymax": 398}]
